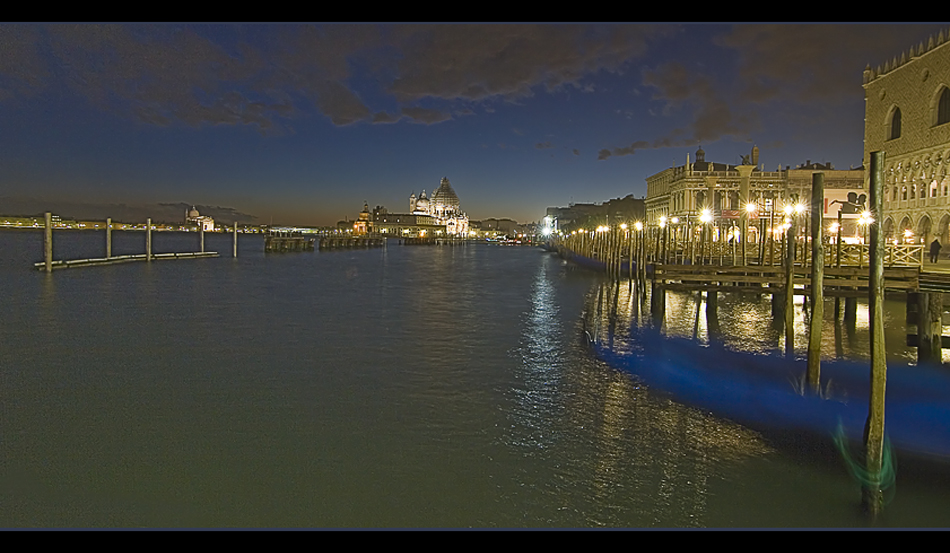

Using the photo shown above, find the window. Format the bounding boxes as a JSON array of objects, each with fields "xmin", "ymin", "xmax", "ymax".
[
  {"xmin": 890, "ymin": 108, "xmax": 902, "ymax": 140},
  {"xmin": 938, "ymin": 88, "xmax": 950, "ymax": 126}
]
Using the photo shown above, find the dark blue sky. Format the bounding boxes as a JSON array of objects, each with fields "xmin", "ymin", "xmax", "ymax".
[{"xmin": 1, "ymin": 23, "xmax": 946, "ymax": 226}]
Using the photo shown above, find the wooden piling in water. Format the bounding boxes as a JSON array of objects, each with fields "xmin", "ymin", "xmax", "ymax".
[
  {"xmin": 807, "ymin": 173, "xmax": 824, "ymax": 393},
  {"xmin": 44, "ymin": 212, "xmax": 52, "ymax": 273},
  {"xmin": 784, "ymin": 218, "xmax": 796, "ymax": 358},
  {"xmin": 106, "ymin": 217, "xmax": 112, "ymax": 258},
  {"xmin": 200, "ymin": 227, "xmax": 205, "ymax": 253},
  {"xmin": 233, "ymin": 222, "xmax": 238, "ymax": 258},
  {"xmin": 146, "ymin": 218, "xmax": 152, "ymax": 262},
  {"xmin": 863, "ymin": 150, "xmax": 887, "ymax": 519}
]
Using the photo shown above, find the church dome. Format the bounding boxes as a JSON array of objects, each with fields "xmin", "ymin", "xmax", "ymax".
[
  {"xmin": 188, "ymin": 206, "xmax": 200, "ymax": 218},
  {"xmin": 431, "ymin": 177, "xmax": 460, "ymax": 208},
  {"xmin": 695, "ymin": 147, "xmax": 705, "ymax": 163}
]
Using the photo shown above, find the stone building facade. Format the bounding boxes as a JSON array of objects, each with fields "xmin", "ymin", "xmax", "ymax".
[
  {"xmin": 863, "ymin": 27, "xmax": 950, "ymax": 245},
  {"xmin": 644, "ymin": 147, "xmax": 865, "ymax": 242}
]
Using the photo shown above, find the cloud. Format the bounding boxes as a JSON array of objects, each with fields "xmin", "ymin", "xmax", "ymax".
[
  {"xmin": 386, "ymin": 24, "xmax": 671, "ymax": 102},
  {"xmin": 713, "ymin": 24, "xmax": 947, "ymax": 105},
  {"xmin": 371, "ymin": 111, "xmax": 401, "ymax": 124},
  {"xmin": 631, "ymin": 61, "xmax": 759, "ymax": 150},
  {"xmin": 535, "ymin": 141, "xmax": 553, "ymax": 149},
  {"xmin": 597, "ymin": 149, "xmax": 612, "ymax": 160},
  {"xmin": 400, "ymin": 106, "xmax": 452, "ymax": 124},
  {"xmin": 312, "ymin": 80, "xmax": 372, "ymax": 126},
  {"xmin": 0, "ymin": 23, "xmax": 676, "ymax": 132},
  {"xmin": 572, "ymin": 149, "xmax": 580, "ymax": 156}
]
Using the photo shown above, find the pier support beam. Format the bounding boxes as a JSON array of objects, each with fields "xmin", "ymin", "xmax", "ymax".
[
  {"xmin": 146, "ymin": 218, "xmax": 152, "ymax": 261},
  {"xmin": 106, "ymin": 217, "xmax": 112, "ymax": 258},
  {"xmin": 44, "ymin": 211, "xmax": 52, "ymax": 273}
]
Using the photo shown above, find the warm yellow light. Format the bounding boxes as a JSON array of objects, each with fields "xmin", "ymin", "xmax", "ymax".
[
  {"xmin": 795, "ymin": 204, "xmax": 805, "ymax": 214},
  {"xmin": 634, "ymin": 222, "xmax": 643, "ymax": 231},
  {"xmin": 904, "ymin": 229, "xmax": 914, "ymax": 238},
  {"xmin": 700, "ymin": 209, "xmax": 712, "ymax": 224},
  {"xmin": 620, "ymin": 223, "xmax": 628, "ymax": 230},
  {"xmin": 829, "ymin": 222, "xmax": 840, "ymax": 233},
  {"xmin": 671, "ymin": 217, "xmax": 679, "ymax": 224},
  {"xmin": 783, "ymin": 204, "xmax": 794, "ymax": 215}
]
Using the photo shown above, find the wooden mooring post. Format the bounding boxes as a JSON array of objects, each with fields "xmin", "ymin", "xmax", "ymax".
[
  {"xmin": 44, "ymin": 212, "xmax": 52, "ymax": 273},
  {"xmin": 807, "ymin": 173, "xmax": 824, "ymax": 393},
  {"xmin": 863, "ymin": 150, "xmax": 887, "ymax": 519},
  {"xmin": 784, "ymin": 217, "xmax": 796, "ymax": 358},
  {"xmin": 233, "ymin": 222, "xmax": 238, "ymax": 258},
  {"xmin": 106, "ymin": 217, "xmax": 112, "ymax": 258},
  {"xmin": 146, "ymin": 218, "xmax": 152, "ymax": 262}
]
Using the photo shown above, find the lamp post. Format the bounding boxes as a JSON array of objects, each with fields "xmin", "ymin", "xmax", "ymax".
[{"xmin": 699, "ymin": 209, "xmax": 713, "ymax": 265}]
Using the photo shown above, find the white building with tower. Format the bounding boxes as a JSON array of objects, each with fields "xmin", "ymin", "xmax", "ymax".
[{"xmin": 185, "ymin": 206, "xmax": 215, "ymax": 231}]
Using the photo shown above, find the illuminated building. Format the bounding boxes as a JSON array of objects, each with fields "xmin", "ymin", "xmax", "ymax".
[
  {"xmin": 644, "ymin": 146, "xmax": 865, "ymax": 239},
  {"xmin": 185, "ymin": 206, "xmax": 215, "ymax": 231},
  {"xmin": 408, "ymin": 177, "xmax": 470, "ymax": 235},
  {"xmin": 863, "ymin": 27, "xmax": 950, "ymax": 245}
]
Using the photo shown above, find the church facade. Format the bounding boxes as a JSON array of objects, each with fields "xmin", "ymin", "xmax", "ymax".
[
  {"xmin": 408, "ymin": 177, "xmax": 470, "ymax": 236},
  {"xmin": 863, "ymin": 27, "xmax": 950, "ymax": 245}
]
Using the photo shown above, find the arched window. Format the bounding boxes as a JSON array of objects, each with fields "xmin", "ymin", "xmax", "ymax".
[
  {"xmin": 938, "ymin": 88, "xmax": 950, "ymax": 126},
  {"xmin": 890, "ymin": 108, "xmax": 902, "ymax": 140}
]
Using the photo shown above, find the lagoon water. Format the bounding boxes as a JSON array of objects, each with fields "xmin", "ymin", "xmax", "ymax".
[{"xmin": 1, "ymin": 229, "xmax": 949, "ymax": 528}]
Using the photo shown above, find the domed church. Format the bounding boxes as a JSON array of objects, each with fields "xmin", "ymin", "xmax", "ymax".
[{"xmin": 409, "ymin": 177, "xmax": 470, "ymax": 235}]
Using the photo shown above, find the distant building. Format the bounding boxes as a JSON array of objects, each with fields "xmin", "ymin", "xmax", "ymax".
[
  {"xmin": 547, "ymin": 195, "xmax": 645, "ymax": 232},
  {"xmin": 409, "ymin": 177, "xmax": 470, "ymax": 235},
  {"xmin": 644, "ymin": 145, "xmax": 865, "ymax": 240},
  {"xmin": 863, "ymin": 26, "xmax": 950, "ymax": 244},
  {"xmin": 185, "ymin": 206, "xmax": 215, "ymax": 231}
]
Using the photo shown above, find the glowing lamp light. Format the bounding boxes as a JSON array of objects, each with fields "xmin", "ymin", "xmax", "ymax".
[
  {"xmin": 620, "ymin": 223, "xmax": 628, "ymax": 230},
  {"xmin": 659, "ymin": 216, "xmax": 668, "ymax": 228},
  {"xmin": 671, "ymin": 217, "xmax": 679, "ymax": 224},
  {"xmin": 699, "ymin": 209, "xmax": 712, "ymax": 224},
  {"xmin": 634, "ymin": 222, "xmax": 643, "ymax": 231},
  {"xmin": 745, "ymin": 203, "xmax": 757, "ymax": 214}
]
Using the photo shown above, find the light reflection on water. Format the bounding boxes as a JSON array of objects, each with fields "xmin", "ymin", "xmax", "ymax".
[{"xmin": 2, "ymin": 230, "xmax": 949, "ymax": 527}]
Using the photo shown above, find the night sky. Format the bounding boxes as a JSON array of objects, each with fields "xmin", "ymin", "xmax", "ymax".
[{"xmin": 1, "ymin": 23, "xmax": 946, "ymax": 227}]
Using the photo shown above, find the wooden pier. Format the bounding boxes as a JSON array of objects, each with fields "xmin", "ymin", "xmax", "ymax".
[
  {"xmin": 265, "ymin": 231, "xmax": 315, "ymax": 252},
  {"xmin": 318, "ymin": 237, "xmax": 384, "ymax": 250},
  {"xmin": 36, "ymin": 213, "xmax": 222, "ymax": 271}
]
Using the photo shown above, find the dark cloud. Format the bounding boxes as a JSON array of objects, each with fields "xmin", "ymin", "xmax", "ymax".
[
  {"xmin": 572, "ymin": 149, "xmax": 580, "ymax": 156},
  {"xmin": 371, "ymin": 111, "xmax": 401, "ymax": 124},
  {"xmin": 629, "ymin": 61, "xmax": 758, "ymax": 151},
  {"xmin": 535, "ymin": 141, "xmax": 553, "ymax": 149},
  {"xmin": 0, "ymin": 25, "xmax": 49, "ymax": 99},
  {"xmin": 0, "ymin": 23, "xmax": 675, "ymax": 131},
  {"xmin": 312, "ymin": 80, "xmax": 372, "ymax": 126},
  {"xmin": 386, "ymin": 24, "xmax": 671, "ymax": 102},
  {"xmin": 713, "ymin": 24, "xmax": 947, "ymax": 105},
  {"xmin": 400, "ymin": 106, "xmax": 452, "ymax": 125}
]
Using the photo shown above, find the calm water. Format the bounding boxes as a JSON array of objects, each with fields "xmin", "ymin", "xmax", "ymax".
[{"xmin": 1, "ymin": 229, "xmax": 949, "ymax": 528}]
